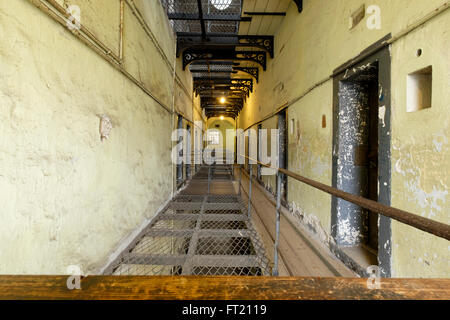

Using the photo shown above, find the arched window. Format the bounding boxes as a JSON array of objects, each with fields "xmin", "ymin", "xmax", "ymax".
[{"xmin": 207, "ymin": 130, "xmax": 220, "ymax": 145}]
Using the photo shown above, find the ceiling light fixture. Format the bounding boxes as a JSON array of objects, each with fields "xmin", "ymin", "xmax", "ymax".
[
  {"xmin": 210, "ymin": 0, "xmax": 232, "ymax": 11},
  {"xmin": 220, "ymin": 97, "xmax": 226, "ymax": 104}
]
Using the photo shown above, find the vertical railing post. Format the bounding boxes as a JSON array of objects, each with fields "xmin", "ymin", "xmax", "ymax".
[
  {"xmin": 273, "ymin": 170, "xmax": 281, "ymax": 276},
  {"xmin": 207, "ymin": 166, "xmax": 211, "ymax": 195},
  {"xmin": 230, "ymin": 161, "xmax": 234, "ymax": 179},
  {"xmin": 248, "ymin": 163, "xmax": 253, "ymax": 219},
  {"xmin": 238, "ymin": 164, "xmax": 242, "ymax": 196}
]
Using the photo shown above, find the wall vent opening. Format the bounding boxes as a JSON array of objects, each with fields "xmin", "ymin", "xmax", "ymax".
[
  {"xmin": 407, "ymin": 66, "xmax": 432, "ymax": 112},
  {"xmin": 290, "ymin": 118, "xmax": 295, "ymax": 135},
  {"xmin": 349, "ymin": 5, "xmax": 365, "ymax": 29}
]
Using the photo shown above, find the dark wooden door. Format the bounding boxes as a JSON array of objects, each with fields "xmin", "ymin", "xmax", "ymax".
[{"xmin": 367, "ymin": 81, "xmax": 379, "ymax": 251}]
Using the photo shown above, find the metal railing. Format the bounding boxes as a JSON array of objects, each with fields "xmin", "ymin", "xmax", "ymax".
[{"xmin": 236, "ymin": 155, "xmax": 450, "ymax": 276}]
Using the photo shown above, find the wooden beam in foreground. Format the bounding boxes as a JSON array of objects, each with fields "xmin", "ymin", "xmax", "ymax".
[{"xmin": 0, "ymin": 276, "xmax": 449, "ymax": 300}]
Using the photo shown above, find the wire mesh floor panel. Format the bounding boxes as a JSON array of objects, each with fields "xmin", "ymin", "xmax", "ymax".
[
  {"xmin": 180, "ymin": 181, "xmax": 236, "ymax": 195},
  {"xmin": 106, "ymin": 165, "xmax": 271, "ymax": 276}
]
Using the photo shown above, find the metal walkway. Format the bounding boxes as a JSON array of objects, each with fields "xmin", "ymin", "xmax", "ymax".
[{"xmin": 105, "ymin": 164, "xmax": 271, "ymax": 276}]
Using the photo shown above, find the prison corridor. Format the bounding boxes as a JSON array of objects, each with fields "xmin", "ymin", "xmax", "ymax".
[
  {"xmin": 0, "ymin": 0, "xmax": 449, "ymax": 303},
  {"xmin": 104, "ymin": 165, "xmax": 271, "ymax": 276}
]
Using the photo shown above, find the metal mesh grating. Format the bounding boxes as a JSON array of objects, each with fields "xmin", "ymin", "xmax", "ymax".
[
  {"xmin": 173, "ymin": 195, "xmax": 204, "ymax": 202},
  {"xmin": 196, "ymin": 237, "xmax": 255, "ymax": 255},
  {"xmin": 171, "ymin": 20, "xmax": 203, "ymax": 33},
  {"xmin": 201, "ymin": 0, "xmax": 242, "ymax": 15},
  {"xmin": 190, "ymin": 65, "xmax": 234, "ymax": 72},
  {"xmin": 190, "ymin": 166, "xmax": 234, "ymax": 181},
  {"xmin": 200, "ymin": 220, "xmax": 246, "ymax": 229},
  {"xmin": 161, "ymin": 0, "xmax": 199, "ymax": 14},
  {"xmin": 204, "ymin": 209, "xmax": 241, "ymax": 214},
  {"xmin": 161, "ymin": 0, "xmax": 243, "ymax": 17},
  {"xmin": 207, "ymin": 194, "xmax": 238, "ymax": 202},
  {"xmin": 161, "ymin": 0, "xmax": 242, "ymax": 35},
  {"xmin": 192, "ymin": 72, "xmax": 233, "ymax": 78},
  {"xmin": 192, "ymin": 266, "xmax": 262, "ymax": 276},
  {"xmin": 207, "ymin": 21, "xmax": 239, "ymax": 34},
  {"xmin": 106, "ymin": 164, "xmax": 270, "ymax": 276},
  {"xmin": 190, "ymin": 63, "xmax": 235, "ymax": 71}
]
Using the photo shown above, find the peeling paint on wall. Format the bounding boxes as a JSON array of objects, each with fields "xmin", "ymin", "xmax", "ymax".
[
  {"xmin": 290, "ymin": 201, "xmax": 335, "ymax": 246},
  {"xmin": 379, "ymin": 105, "xmax": 386, "ymax": 127},
  {"xmin": 335, "ymin": 81, "xmax": 371, "ymax": 246},
  {"xmin": 0, "ymin": 0, "xmax": 184, "ymax": 274},
  {"xmin": 393, "ymin": 132, "xmax": 449, "ymax": 221}
]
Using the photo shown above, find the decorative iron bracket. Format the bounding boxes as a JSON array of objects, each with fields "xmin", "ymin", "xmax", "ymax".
[
  {"xmin": 233, "ymin": 67, "xmax": 259, "ymax": 83},
  {"xmin": 194, "ymin": 78, "xmax": 253, "ymax": 94},
  {"xmin": 183, "ymin": 50, "xmax": 266, "ymax": 70},
  {"xmin": 238, "ymin": 36, "xmax": 274, "ymax": 58}
]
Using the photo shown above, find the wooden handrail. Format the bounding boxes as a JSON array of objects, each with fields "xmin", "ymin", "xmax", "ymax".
[
  {"xmin": 0, "ymin": 276, "xmax": 449, "ymax": 300},
  {"xmin": 237, "ymin": 156, "xmax": 450, "ymax": 241}
]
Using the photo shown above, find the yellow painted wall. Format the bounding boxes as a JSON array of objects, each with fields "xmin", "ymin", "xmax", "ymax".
[
  {"xmin": 390, "ymin": 11, "xmax": 450, "ymax": 277},
  {"xmin": 0, "ymin": 0, "xmax": 196, "ymax": 274},
  {"xmin": 237, "ymin": 0, "xmax": 449, "ymax": 277}
]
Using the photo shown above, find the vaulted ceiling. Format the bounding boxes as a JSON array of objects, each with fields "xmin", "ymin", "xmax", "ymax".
[{"xmin": 161, "ymin": 0, "xmax": 303, "ymax": 119}]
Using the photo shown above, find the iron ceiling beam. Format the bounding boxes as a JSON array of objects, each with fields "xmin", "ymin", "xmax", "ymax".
[
  {"xmin": 205, "ymin": 110, "xmax": 239, "ymax": 117},
  {"xmin": 190, "ymin": 60, "xmax": 238, "ymax": 67},
  {"xmin": 293, "ymin": 0, "xmax": 303, "ymax": 13},
  {"xmin": 183, "ymin": 49, "xmax": 267, "ymax": 71},
  {"xmin": 198, "ymin": 91, "xmax": 247, "ymax": 100},
  {"xmin": 177, "ymin": 35, "xmax": 274, "ymax": 58},
  {"xmin": 202, "ymin": 102, "xmax": 243, "ymax": 116},
  {"xmin": 168, "ymin": 13, "xmax": 251, "ymax": 22},
  {"xmin": 195, "ymin": 85, "xmax": 249, "ymax": 94},
  {"xmin": 201, "ymin": 97, "xmax": 243, "ymax": 106},
  {"xmin": 204, "ymin": 106, "xmax": 240, "ymax": 112},
  {"xmin": 204, "ymin": 105, "xmax": 238, "ymax": 110},
  {"xmin": 243, "ymin": 12, "xmax": 286, "ymax": 16},
  {"xmin": 205, "ymin": 109, "xmax": 239, "ymax": 116},
  {"xmin": 205, "ymin": 112, "xmax": 238, "ymax": 119},
  {"xmin": 191, "ymin": 71, "xmax": 238, "ymax": 76},
  {"xmin": 203, "ymin": 103, "xmax": 240, "ymax": 108},
  {"xmin": 195, "ymin": 86, "xmax": 250, "ymax": 98},
  {"xmin": 177, "ymin": 32, "xmax": 240, "ymax": 37},
  {"xmin": 205, "ymin": 108, "xmax": 239, "ymax": 114},
  {"xmin": 194, "ymin": 79, "xmax": 252, "ymax": 91},
  {"xmin": 196, "ymin": 0, "xmax": 206, "ymax": 40},
  {"xmin": 194, "ymin": 78, "xmax": 253, "ymax": 86},
  {"xmin": 204, "ymin": 104, "xmax": 243, "ymax": 110},
  {"xmin": 194, "ymin": 78, "xmax": 253, "ymax": 93},
  {"xmin": 200, "ymin": 94, "xmax": 246, "ymax": 99}
]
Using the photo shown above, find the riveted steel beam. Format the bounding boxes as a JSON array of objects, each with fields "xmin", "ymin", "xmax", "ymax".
[
  {"xmin": 243, "ymin": 12, "xmax": 286, "ymax": 16},
  {"xmin": 177, "ymin": 35, "xmax": 274, "ymax": 58},
  {"xmin": 183, "ymin": 49, "xmax": 266, "ymax": 71},
  {"xmin": 168, "ymin": 13, "xmax": 251, "ymax": 22}
]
